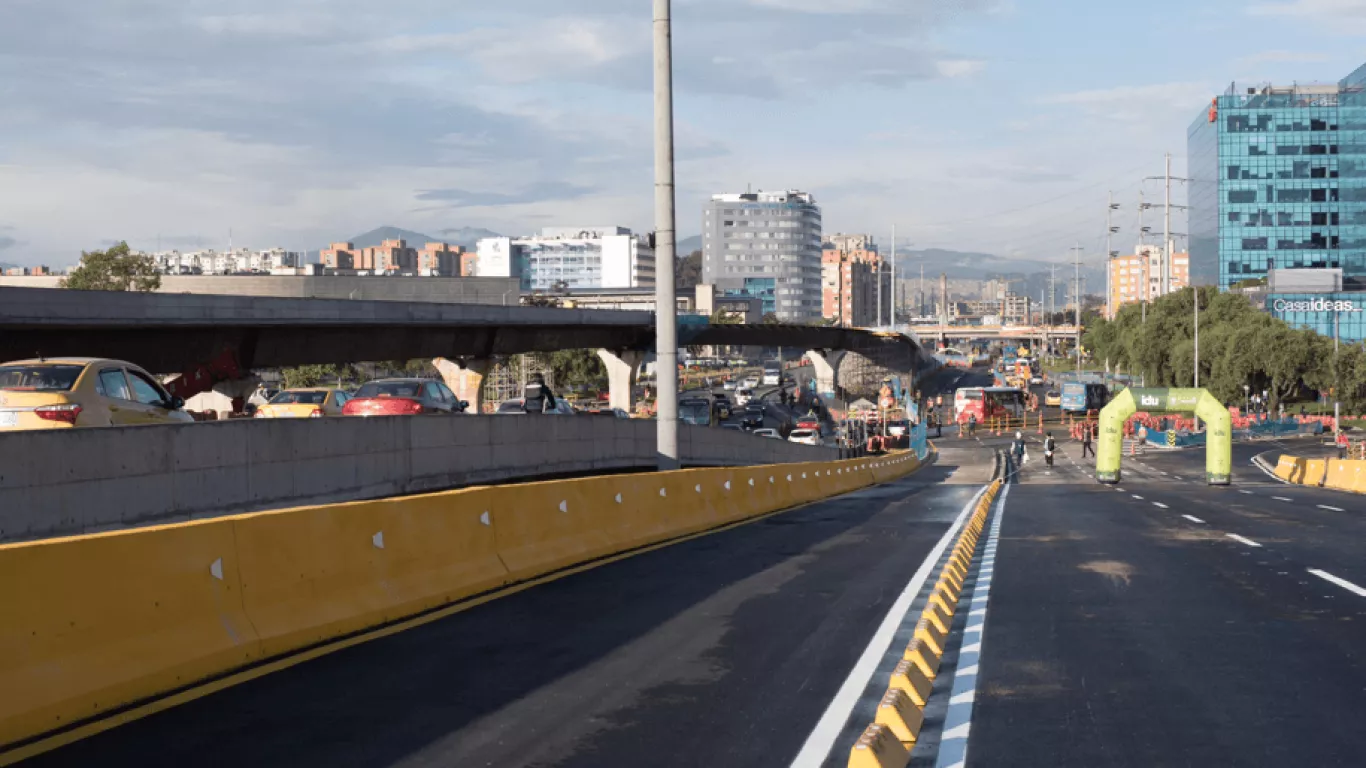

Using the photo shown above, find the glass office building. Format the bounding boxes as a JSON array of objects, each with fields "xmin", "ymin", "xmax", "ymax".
[{"xmin": 1188, "ymin": 62, "xmax": 1366, "ymax": 341}]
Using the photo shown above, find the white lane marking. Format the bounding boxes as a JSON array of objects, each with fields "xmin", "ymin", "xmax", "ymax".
[
  {"xmin": 1239, "ymin": 490, "xmax": 1255, "ymax": 495},
  {"xmin": 1182, "ymin": 515, "xmax": 1206, "ymax": 524},
  {"xmin": 935, "ymin": 481, "xmax": 1009, "ymax": 768},
  {"xmin": 789, "ymin": 482, "xmax": 992, "ymax": 768},
  {"xmin": 1131, "ymin": 494, "xmax": 1144, "ymax": 500},
  {"xmin": 1173, "ymin": 476, "xmax": 1184, "ymax": 481},
  {"xmin": 1272, "ymin": 496, "xmax": 1294, "ymax": 502},
  {"xmin": 1152, "ymin": 502, "xmax": 1169, "ymax": 509},
  {"xmin": 1159, "ymin": 471, "xmax": 1169, "ymax": 476},
  {"xmin": 1226, "ymin": 533, "xmax": 1263, "ymax": 548},
  {"xmin": 1308, "ymin": 569, "xmax": 1366, "ymax": 598},
  {"xmin": 1318, "ymin": 504, "xmax": 1345, "ymax": 512}
]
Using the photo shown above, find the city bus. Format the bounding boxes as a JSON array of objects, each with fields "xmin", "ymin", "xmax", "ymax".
[
  {"xmin": 954, "ymin": 387, "xmax": 1027, "ymax": 424},
  {"xmin": 762, "ymin": 363, "xmax": 782, "ymax": 386},
  {"xmin": 1061, "ymin": 382, "xmax": 1110, "ymax": 414}
]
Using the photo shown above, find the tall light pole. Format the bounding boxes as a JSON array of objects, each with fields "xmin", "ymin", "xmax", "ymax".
[
  {"xmin": 652, "ymin": 0, "xmax": 679, "ymax": 470},
  {"xmin": 1072, "ymin": 245, "xmax": 1083, "ymax": 374},
  {"xmin": 1193, "ymin": 286, "xmax": 1200, "ymax": 388}
]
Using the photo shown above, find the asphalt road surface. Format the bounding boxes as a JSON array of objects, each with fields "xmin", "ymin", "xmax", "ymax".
[
  {"xmin": 960, "ymin": 436, "xmax": 1366, "ymax": 767},
  {"xmin": 25, "ymin": 446, "xmax": 997, "ymax": 768}
]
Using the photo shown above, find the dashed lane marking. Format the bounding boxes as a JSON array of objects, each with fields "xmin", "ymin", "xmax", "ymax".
[
  {"xmin": 1182, "ymin": 514, "xmax": 1206, "ymax": 524},
  {"xmin": 1308, "ymin": 569, "xmax": 1366, "ymax": 598},
  {"xmin": 1226, "ymin": 533, "xmax": 1263, "ymax": 548},
  {"xmin": 1131, "ymin": 495, "xmax": 1144, "ymax": 500},
  {"xmin": 1152, "ymin": 502, "xmax": 1169, "ymax": 509},
  {"xmin": 1272, "ymin": 496, "xmax": 1294, "ymax": 502},
  {"xmin": 1318, "ymin": 504, "xmax": 1345, "ymax": 512},
  {"xmin": 1239, "ymin": 490, "xmax": 1255, "ymax": 495}
]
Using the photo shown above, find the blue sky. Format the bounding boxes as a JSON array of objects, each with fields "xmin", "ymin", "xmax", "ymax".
[{"xmin": 4, "ymin": 0, "xmax": 1366, "ymax": 267}]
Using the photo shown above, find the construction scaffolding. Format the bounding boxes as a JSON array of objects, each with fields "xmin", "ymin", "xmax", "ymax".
[{"xmin": 480, "ymin": 354, "xmax": 555, "ymax": 413}]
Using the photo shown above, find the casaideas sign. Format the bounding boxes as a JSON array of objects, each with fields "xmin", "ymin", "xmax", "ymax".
[{"xmin": 1273, "ymin": 298, "xmax": 1362, "ymax": 313}]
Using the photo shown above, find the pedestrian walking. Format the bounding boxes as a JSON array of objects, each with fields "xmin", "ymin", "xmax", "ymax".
[
  {"xmin": 967, "ymin": 413, "xmax": 977, "ymax": 438},
  {"xmin": 1081, "ymin": 422, "xmax": 1095, "ymax": 458},
  {"xmin": 1337, "ymin": 429, "xmax": 1350, "ymax": 460}
]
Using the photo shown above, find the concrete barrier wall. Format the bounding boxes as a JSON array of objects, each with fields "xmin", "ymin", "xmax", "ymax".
[
  {"xmin": 0, "ymin": 417, "xmax": 835, "ymax": 542},
  {"xmin": 0, "ymin": 451, "xmax": 920, "ymax": 752}
]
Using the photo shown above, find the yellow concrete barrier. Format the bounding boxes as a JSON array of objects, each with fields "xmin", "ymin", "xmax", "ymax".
[
  {"xmin": 0, "ymin": 521, "xmax": 261, "ymax": 748},
  {"xmin": 847, "ymin": 723, "xmax": 910, "ymax": 768},
  {"xmin": 888, "ymin": 658, "xmax": 933, "ymax": 707},
  {"xmin": 2, "ymin": 450, "xmax": 928, "ymax": 753},
  {"xmin": 874, "ymin": 688, "xmax": 923, "ymax": 747},
  {"xmin": 234, "ymin": 491, "xmax": 509, "ymax": 658},
  {"xmin": 1274, "ymin": 455, "xmax": 1297, "ymax": 482},
  {"xmin": 1303, "ymin": 459, "xmax": 1327, "ymax": 486},
  {"xmin": 1324, "ymin": 460, "xmax": 1354, "ymax": 492}
]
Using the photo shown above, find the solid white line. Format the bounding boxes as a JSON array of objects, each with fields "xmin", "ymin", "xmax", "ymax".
[
  {"xmin": 1152, "ymin": 502, "xmax": 1169, "ymax": 509},
  {"xmin": 1182, "ymin": 514, "xmax": 1206, "ymax": 524},
  {"xmin": 1226, "ymin": 533, "xmax": 1263, "ymax": 548},
  {"xmin": 1272, "ymin": 496, "xmax": 1294, "ymax": 502},
  {"xmin": 1307, "ymin": 568, "xmax": 1366, "ymax": 598},
  {"xmin": 1318, "ymin": 504, "xmax": 1345, "ymax": 512},
  {"xmin": 788, "ymin": 482, "xmax": 990, "ymax": 768}
]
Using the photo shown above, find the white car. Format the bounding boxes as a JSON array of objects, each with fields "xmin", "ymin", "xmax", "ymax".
[
  {"xmin": 752, "ymin": 428, "xmax": 781, "ymax": 439},
  {"xmin": 742, "ymin": 376, "xmax": 761, "ymax": 389},
  {"xmin": 736, "ymin": 388, "xmax": 753, "ymax": 406},
  {"xmin": 722, "ymin": 380, "xmax": 737, "ymax": 391},
  {"xmin": 1029, "ymin": 375, "xmax": 1044, "ymax": 385},
  {"xmin": 788, "ymin": 429, "xmax": 821, "ymax": 446}
]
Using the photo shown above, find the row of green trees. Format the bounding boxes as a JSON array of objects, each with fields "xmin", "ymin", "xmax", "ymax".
[{"xmin": 1084, "ymin": 287, "xmax": 1366, "ymax": 413}]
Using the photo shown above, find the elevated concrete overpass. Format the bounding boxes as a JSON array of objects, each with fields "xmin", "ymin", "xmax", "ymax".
[
  {"xmin": 912, "ymin": 324, "xmax": 1081, "ymax": 345},
  {"xmin": 0, "ymin": 287, "xmax": 930, "ymax": 410}
]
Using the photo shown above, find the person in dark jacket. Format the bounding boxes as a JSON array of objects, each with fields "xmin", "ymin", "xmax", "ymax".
[{"xmin": 523, "ymin": 373, "xmax": 556, "ymax": 414}]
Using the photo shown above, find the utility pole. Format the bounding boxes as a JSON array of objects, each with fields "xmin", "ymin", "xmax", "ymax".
[
  {"xmin": 652, "ymin": 0, "xmax": 679, "ymax": 470},
  {"xmin": 919, "ymin": 262, "xmax": 925, "ymax": 317},
  {"xmin": 1071, "ymin": 245, "xmax": 1084, "ymax": 374},
  {"xmin": 890, "ymin": 224, "xmax": 897, "ymax": 328},
  {"xmin": 1193, "ymin": 285, "xmax": 1200, "ymax": 387},
  {"xmin": 876, "ymin": 248, "xmax": 883, "ymax": 327},
  {"xmin": 1163, "ymin": 153, "xmax": 1173, "ymax": 296},
  {"xmin": 1106, "ymin": 191, "xmax": 1119, "ymax": 320},
  {"xmin": 1048, "ymin": 265, "xmax": 1057, "ymax": 326}
]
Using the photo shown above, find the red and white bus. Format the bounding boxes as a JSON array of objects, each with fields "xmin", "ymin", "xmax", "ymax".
[{"xmin": 954, "ymin": 387, "xmax": 1027, "ymax": 424}]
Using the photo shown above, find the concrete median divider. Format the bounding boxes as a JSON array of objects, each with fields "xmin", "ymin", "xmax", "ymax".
[
  {"xmin": 845, "ymin": 478, "xmax": 1002, "ymax": 767},
  {"xmin": 1, "ymin": 448, "xmax": 932, "ymax": 755},
  {"xmin": 1304, "ymin": 458, "xmax": 1327, "ymax": 486},
  {"xmin": 0, "ymin": 520, "xmax": 262, "ymax": 749},
  {"xmin": 1273, "ymin": 455, "xmax": 1366, "ymax": 493}
]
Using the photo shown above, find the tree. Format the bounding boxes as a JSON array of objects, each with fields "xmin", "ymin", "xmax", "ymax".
[
  {"xmin": 760, "ymin": 312, "xmax": 782, "ymax": 325},
  {"xmin": 676, "ymin": 250, "xmax": 703, "ymax": 290},
  {"xmin": 61, "ymin": 242, "xmax": 161, "ymax": 292},
  {"xmin": 281, "ymin": 364, "xmax": 340, "ymax": 389},
  {"xmin": 709, "ymin": 308, "xmax": 743, "ymax": 325},
  {"xmin": 547, "ymin": 349, "xmax": 607, "ymax": 391}
]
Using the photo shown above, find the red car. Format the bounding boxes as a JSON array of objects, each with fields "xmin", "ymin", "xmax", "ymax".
[
  {"xmin": 341, "ymin": 379, "xmax": 467, "ymax": 417},
  {"xmin": 796, "ymin": 417, "xmax": 820, "ymax": 431}
]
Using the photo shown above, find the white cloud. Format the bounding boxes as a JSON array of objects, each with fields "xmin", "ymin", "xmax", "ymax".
[
  {"xmin": 1235, "ymin": 49, "xmax": 1330, "ymax": 66},
  {"xmin": 1040, "ymin": 82, "xmax": 1214, "ymax": 123},
  {"xmin": 1248, "ymin": 0, "xmax": 1366, "ymax": 19},
  {"xmin": 935, "ymin": 59, "xmax": 987, "ymax": 78}
]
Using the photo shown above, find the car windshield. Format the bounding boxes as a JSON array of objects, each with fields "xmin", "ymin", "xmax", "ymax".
[
  {"xmin": 270, "ymin": 391, "xmax": 327, "ymax": 405},
  {"xmin": 355, "ymin": 382, "xmax": 422, "ymax": 398},
  {"xmin": 0, "ymin": 364, "xmax": 84, "ymax": 392},
  {"xmin": 498, "ymin": 400, "xmax": 525, "ymax": 413}
]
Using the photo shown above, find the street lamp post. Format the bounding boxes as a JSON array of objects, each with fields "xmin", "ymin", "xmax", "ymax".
[
  {"xmin": 1243, "ymin": 384, "xmax": 1250, "ymax": 415},
  {"xmin": 652, "ymin": 0, "xmax": 679, "ymax": 470}
]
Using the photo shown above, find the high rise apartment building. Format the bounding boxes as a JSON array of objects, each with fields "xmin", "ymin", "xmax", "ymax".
[
  {"xmin": 701, "ymin": 190, "xmax": 823, "ymax": 321},
  {"xmin": 820, "ymin": 234, "xmax": 881, "ymax": 326},
  {"xmin": 1106, "ymin": 245, "xmax": 1190, "ymax": 318},
  {"xmin": 473, "ymin": 227, "xmax": 655, "ymax": 291}
]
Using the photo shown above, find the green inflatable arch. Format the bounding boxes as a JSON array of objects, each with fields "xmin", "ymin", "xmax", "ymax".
[{"xmin": 1096, "ymin": 387, "xmax": 1232, "ymax": 485}]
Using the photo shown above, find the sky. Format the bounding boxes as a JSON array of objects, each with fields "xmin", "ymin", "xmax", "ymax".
[{"xmin": 4, "ymin": 0, "xmax": 1366, "ymax": 268}]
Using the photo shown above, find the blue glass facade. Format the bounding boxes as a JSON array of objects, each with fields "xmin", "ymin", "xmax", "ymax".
[
  {"xmin": 1266, "ymin": 293, "xmax": 1366, "ymax": 340},
  {"xmin": 1190, "ymin": 63, "xmax": 1366, "ymax": 341},
  {"xmin": 1188, "ymin": 65, "xmax": 1366, "ymax": 289}
]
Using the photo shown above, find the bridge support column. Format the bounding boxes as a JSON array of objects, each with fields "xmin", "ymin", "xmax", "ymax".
[
  {"xmin": 803, "ymin": 349, "xmax": 845, "ymax": 400},
  {"xmin": 433, "ymin": 357, "xmax": 490, "ymax": 414},
  {"xmin": 598, "ymin": 349, "xmax": 646, "ymax": 413}
]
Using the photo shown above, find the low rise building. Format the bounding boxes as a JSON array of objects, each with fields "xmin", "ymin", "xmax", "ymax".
[
  {"xmin": 474, "ymin": 227, "xmax": 655, "ymax": 290},
  {"xmin": 821, "ymin": 234, "xmax": 881, "ymax": 327}
]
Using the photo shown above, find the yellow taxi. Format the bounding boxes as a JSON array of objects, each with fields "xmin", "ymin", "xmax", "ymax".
[
  {"xmin": 0, "ymin": 357, "xmax": 192, "ymax": 430},
  {"xmin": 1044, "ymin": 390, "xmax": 1062, "ymax": 408},
  {"xmin": 254, "ymin": 388, "xmax": 350, "ymax": 419}
]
